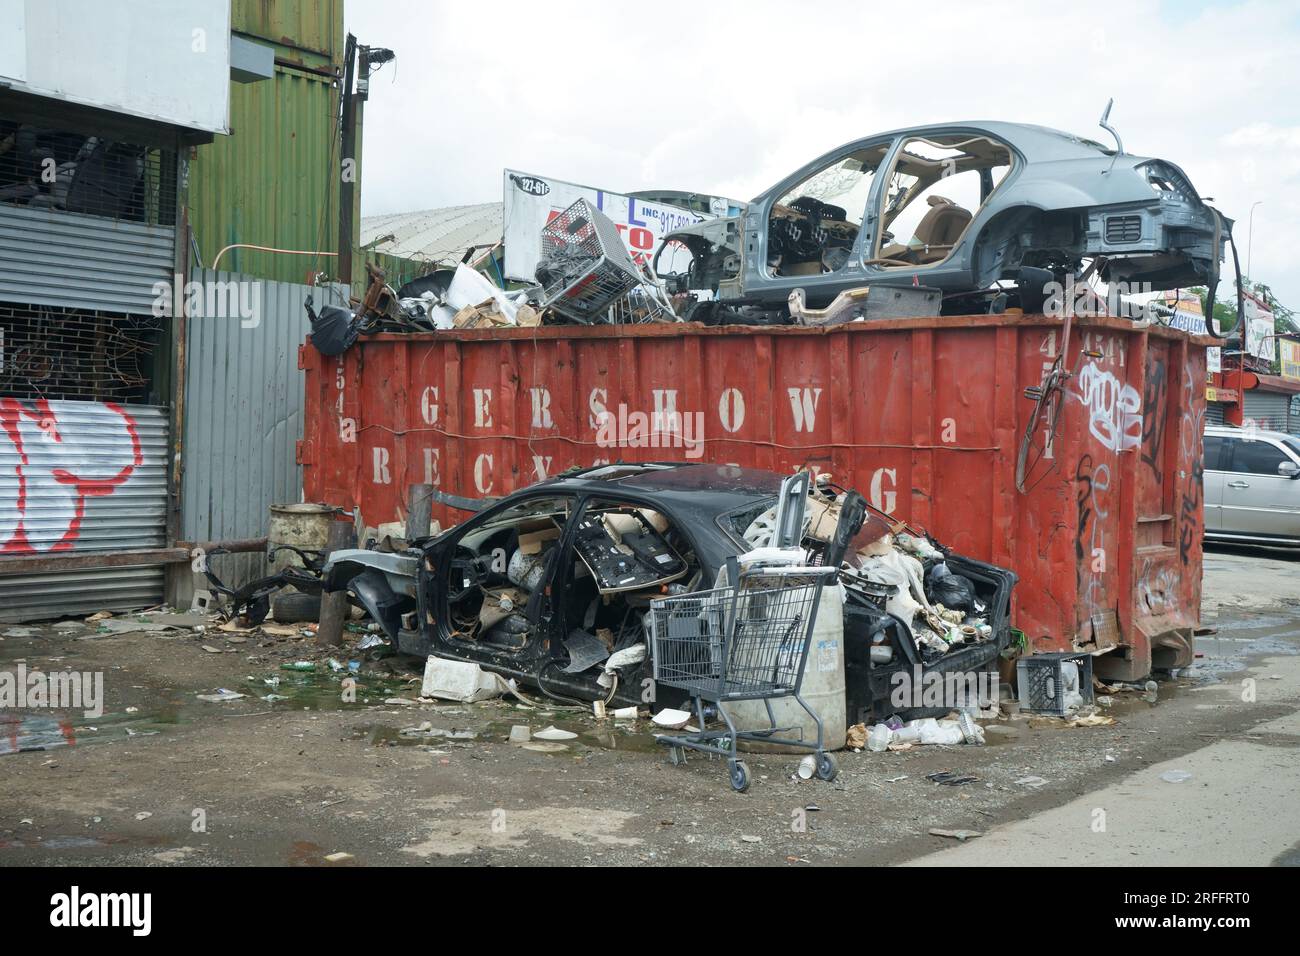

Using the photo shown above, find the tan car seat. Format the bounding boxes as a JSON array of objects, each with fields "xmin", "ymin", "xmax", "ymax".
[{"xmin": 878, "ymin": 194, "xmax": 972, "ymax": 264}]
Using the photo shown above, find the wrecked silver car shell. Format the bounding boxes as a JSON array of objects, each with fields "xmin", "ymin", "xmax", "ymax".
[{"xmin": 656, "ymin": 120, "xmax": 1227, "ymax": 313}]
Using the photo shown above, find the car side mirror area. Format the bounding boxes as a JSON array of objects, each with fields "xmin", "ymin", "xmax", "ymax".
[{"xmin": 1279, "ymin": 460, "xmax": 1300, "ymax": 479}]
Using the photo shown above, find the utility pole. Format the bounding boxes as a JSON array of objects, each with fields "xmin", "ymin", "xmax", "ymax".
[
  {"xmin": 337, "ymin": 33, "xmax": 358, "ymax": 286},
  {"xmin": 1247, "ymin": 200, "xmax": 1262, "ymax": 281}
]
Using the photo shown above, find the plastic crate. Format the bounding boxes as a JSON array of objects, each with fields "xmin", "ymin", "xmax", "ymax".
[{"xmin": 1016, "ymin": 652, "xmax": 1094, "ymax": 716}]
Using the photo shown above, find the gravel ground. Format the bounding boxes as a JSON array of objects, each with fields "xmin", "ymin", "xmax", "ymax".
[{"xmin": 0, "ymin": 546, "xmax": 1296, "ymax": 866}]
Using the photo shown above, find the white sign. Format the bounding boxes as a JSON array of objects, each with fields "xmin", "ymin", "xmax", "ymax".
[
  {"xmin": 1242, "ymin": 295, "xmax": 1276, "ymax": 363},
  {"xmin": 502, "ymin": 169, "xmax": 706, "ymax": 282},
  {"xmin": 0, "ymin": 0, "xmax": 231, "ymax": 135}
]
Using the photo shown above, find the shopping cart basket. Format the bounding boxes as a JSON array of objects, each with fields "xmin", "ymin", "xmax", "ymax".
[{"xmin": 649, "ymin": 561, "xmax": 841, "ymax": 792}]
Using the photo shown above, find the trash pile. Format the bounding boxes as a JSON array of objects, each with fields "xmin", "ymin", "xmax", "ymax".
[
  {"xmin": 850, "ymin": 530, "xmax": 995, "ymax": 663},
  {"xmin": 741, "ymin": 478, "xmax": 1000, "ymax": 665},
  {"xmin": 306, "ymin": 201, "xmax": 679, "ymax": 357}
]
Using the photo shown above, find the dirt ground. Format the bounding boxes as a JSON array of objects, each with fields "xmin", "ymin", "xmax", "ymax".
[{"xmin": 1, "ymin": 543, "xmax": 1297, "ymax": 867}]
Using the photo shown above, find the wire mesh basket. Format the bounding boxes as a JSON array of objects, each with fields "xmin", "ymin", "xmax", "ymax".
[
  {"xmin": 536, "ymin": 198, "xmax": 659, "ymax": 323},
  {"xmin": 650, "ymin": 568, "xmax": 832, "ymax": 702}
]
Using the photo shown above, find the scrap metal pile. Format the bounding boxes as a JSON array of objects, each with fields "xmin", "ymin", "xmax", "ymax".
[
  {"xmin": 742, "ymin": 478, "xmax": 1002, "ymax": 666},
  {"xmin": 305, "ymin": 200, "xmax": 678, "ymax": 356}
]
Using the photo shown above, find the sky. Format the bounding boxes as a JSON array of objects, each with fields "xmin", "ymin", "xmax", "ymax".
[{"xmin": 347, "ymin": 0, "xmax": 1300, "ymax": 307}]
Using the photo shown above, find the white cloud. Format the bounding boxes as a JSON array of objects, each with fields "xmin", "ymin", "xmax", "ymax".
[{"xmin": 348, "ymin": 0, "xmax": 1300, "ymax": 306}]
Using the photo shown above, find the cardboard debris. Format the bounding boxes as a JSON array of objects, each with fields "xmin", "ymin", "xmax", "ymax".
[{"xmin": 1066, "ymin": 713, "xmax": 1115, "ymax": 728}]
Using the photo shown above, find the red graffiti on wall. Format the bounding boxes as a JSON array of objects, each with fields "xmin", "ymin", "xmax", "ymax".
[{"xmin": 0, "ymin": 399, "xmax": 143, "ymax": 554}]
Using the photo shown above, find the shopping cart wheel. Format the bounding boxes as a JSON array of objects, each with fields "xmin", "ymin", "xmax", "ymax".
[
  {"xmin": 729, "ymin": 760, "xmax": 751, "ymax": 793},
  {"xmin": 815, "ymin": 753, "xmax": 838, "ymax": 782},
  {"xmin": 668, "ymin": 745, "xmax": 686, "ymax": 766}
]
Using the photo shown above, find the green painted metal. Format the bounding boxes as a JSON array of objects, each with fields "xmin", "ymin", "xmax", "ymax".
[
  {"xmin": 232, "ymin": 0, "xmax": 343, "ymax": 66},
  {"xmin": 188, "ymin": 0, "xmax": 425, "ymax": 289},
  {"xmin": 188, "ymin": 63, "xmax": 343, "ymax": 284}
]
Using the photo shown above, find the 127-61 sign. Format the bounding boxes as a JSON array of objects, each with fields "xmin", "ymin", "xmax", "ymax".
[{"xmin": 502, "ymin": 169, "xmax": 705, "ymax": 281}]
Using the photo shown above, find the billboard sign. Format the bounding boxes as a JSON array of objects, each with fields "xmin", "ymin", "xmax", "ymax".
[{"xmin": 503, "ymin": 169, "xmax": 706, "ymax": 282}]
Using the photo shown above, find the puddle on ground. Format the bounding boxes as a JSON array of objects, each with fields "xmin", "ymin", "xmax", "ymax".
[
  {"xmin": 246, "ymin": 668, "xmax": 404, "ymax": 712},
  {"xmin": 0, "ymin": 832, "xmax": 167, "ymax": 852},
  {"xmin": 352, "ymin": 714, "xmax": 666, "ymax": 754}
]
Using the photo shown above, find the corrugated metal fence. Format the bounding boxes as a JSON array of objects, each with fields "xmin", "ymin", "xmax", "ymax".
[
  {"xmin": 181, "ymin": 269, "xmax": 348, "ymax": 587},
  {"xmin": 0, "ymin": 402, "xmax": 168, "ymax": 621}
]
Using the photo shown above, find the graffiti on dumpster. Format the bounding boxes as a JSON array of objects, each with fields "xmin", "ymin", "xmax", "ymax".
[
  {"xmin": 0, "ymin": 399, "xmax": 143, "ymax": 554},
  {"xmin": 1074, "ymin": 453, "xmax": 1112, "ymax": 617},
  {"xmin": 1139, "ymin": 355, "xmax": 1168, "ymax": 483},
  {"xmin": 1074, "ymin": 361, "xmax": 1142, "ymax": 453},
  {"xmin": 1176, "ymin": 365, "xmax": 1206, "ymax": 567},
  {"xmin": 1138, "ymin": 558, "xmax": 1180, "ymax": 616}
]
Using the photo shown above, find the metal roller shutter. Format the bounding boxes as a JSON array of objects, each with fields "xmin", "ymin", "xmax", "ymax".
[
  {"xmin": 0, "ymin": 402, "xmax": 169, "ymax": 622},
  {"xmin": 0, "ymin": 206, "xmax": 175, "ymax": 316},
  {"xmin": 1243, "ymin": 390, "xmax": 1290, "ymax": 432}
]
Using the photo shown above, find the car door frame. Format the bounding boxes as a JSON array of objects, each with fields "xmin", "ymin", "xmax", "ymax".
[
  {"xmin": 422, "ymin": 490, "xmax": 581, "ymax": 669},
  {"xmin": 859, "ymin": 125, "xmax": 1026, "ymax": 291},
  {"xmin": 741, "ymin": 133, "xmax": 899, "ymax": 305}
]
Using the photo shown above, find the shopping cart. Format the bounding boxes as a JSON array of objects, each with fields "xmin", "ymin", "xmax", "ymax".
[
  {"xmin": 649, "ymin": 563, "xmax": 842, "ymax": 792},
  {"xmin": 649, "ymin": 484, "xmax": 865, "ymax": 791}
]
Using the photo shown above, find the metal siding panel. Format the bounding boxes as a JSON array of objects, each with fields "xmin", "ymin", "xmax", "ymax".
[
  {"xmin": 0, "ymin": 206, "xmax": 174, "ymax": 314},
  {"xmin": 231, "ymin": 0, "xmax": 343, "ymax": 63},
  {"xmin": 180, "ymin": 269, "xmax": 345, "ymax": 588},
  {"xmin": 0, "ymin": 402, "xmax": 168, "ymax": 620},
  {"xmin": 1205, "ymin": 401, "xmax": 1226, "ymax": 427},
  {"xmin": 187, "ymin": 66, "xmax": 342, "ymax": 285}
]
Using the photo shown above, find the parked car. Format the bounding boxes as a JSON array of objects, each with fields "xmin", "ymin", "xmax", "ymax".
[
  {"xmin": 322, "ymin": 463, "xmax": 1016, "ymax": 715},
  {"xmin": 1203, "ymin": 425, "xmax": 1300, "ymax": 548},
  {"xmin": 656, "ymin": 118, "xmax": 1228, "ymax": 318}
]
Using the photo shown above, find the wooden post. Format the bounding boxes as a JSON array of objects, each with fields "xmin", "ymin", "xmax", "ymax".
[
  {"xmin": 316, "ymin": 517, "xmax": 354, "ymax": 646},
  {"xmin": 407, "ymin": 483, "xmax": 433, "ymax": 541}
]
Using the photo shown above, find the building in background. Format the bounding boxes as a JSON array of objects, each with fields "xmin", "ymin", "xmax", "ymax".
[
  {"xmin": 0, "ymin": 0, "xmax": 236, "ymax": 621},
  {"xmin": 0, "ymin": 0, "xmax": 397, "ymax": 621}
]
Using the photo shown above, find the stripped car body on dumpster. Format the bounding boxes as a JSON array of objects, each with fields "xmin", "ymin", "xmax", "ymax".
[
  {"xmin": 657, "ymin": 117, "xmax": 1229, "ymax": 320},
  {"xmin": 322, "ymin": 464, "xmax": 1016, "ymax": 713}
]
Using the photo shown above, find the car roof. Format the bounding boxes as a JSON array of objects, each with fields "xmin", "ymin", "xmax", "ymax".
[
  {"xmin": 1205, "ymin": 425, "xmax": 1298, "ymax": 442},
  {"xmin": 530, "ymin": 462, "xmax": 783, "ymax": 515},
  {"xmin": 825, "ymin": 120, "xmax": 1117, "ymax": 163}
]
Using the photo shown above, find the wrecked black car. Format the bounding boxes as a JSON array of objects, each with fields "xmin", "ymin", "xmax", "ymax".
[{"xmin": 322, "ymin": 464, "xmax": 1016, "ymax": 716}]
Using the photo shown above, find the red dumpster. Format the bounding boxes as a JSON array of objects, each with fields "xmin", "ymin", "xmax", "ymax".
[{"xmin": 299, "ymin": 314, "xmax": 1209, "ymax": 681}]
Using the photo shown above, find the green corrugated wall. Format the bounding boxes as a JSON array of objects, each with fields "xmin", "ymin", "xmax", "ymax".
[
  {"xmin": 188, "ymin": 1, "xmax": 427, "ymax": 290},
  {"xmin": 187, "ymin": 0, "xmax": 351, "ymax": 285}
]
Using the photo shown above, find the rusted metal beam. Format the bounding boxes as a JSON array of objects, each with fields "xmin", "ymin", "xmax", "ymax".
[
  {"xmin": 0, "ymin": 549, "xmax": 190, "ymax": 573},
  {"xmin": 0, "ymin": 538, "xmax": 269, "ymax": 574}
]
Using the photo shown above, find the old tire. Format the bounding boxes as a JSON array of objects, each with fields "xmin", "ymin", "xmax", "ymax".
[{"xmin": 271, "ymin": 590, "xmax": 322, "ymax": 624}]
